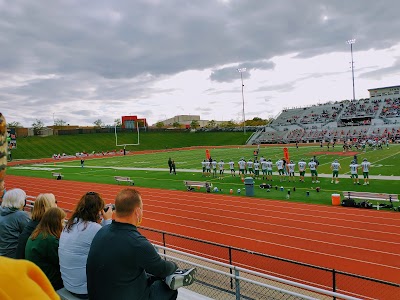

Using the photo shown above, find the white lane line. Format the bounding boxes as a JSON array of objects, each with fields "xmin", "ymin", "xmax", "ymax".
[
  {"xmin": 147, "ymin": 218, "xmax": 400, "ymax": 271},
  {"xmin": 147, "ymin": 202, "xmax": 400, "ymax": 245},
  {"xmin": 148, "ymin": 210, "xmax": 400, "ymax": 258}
]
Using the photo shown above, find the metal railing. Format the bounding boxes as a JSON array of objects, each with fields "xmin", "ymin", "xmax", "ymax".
[
  {"xmin": 158, "ymin": 245, "xmax": 362, "ymax": 300},
  {"xmin": 142, "ymin": 227, "xmax": 400, "ymax": 300}
]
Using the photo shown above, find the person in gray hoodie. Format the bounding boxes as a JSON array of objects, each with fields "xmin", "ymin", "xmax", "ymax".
[{"xmin": 0, "ymin": 188, "xmax": 30, "ymax": 258}]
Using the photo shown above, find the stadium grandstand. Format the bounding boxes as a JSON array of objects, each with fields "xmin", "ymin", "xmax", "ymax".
[{"xmin": 249, "ymin": 85, "xmax": 400, "ymax": 145}]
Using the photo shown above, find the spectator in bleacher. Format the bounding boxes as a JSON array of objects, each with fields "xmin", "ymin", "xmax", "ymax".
[
  {"xmin": 16, "ymin": 193, "xmax": 58, "ymax": 259},
  {"xmin": 87, "ymin": 188, "xmax": 196, "ymax": 300},
  {"xmin": 59, "ymin": 191, "xmax": 113, "ymax": 299},
  {"xmin": 0, "ymin": 256, "xmax": 60, "ymax": 300},
  {"xmin": 0, "ymin": 188, "xmax": 30, "ymax": 258},
  {"xmin": 25, "ymin": 207, "xmax": 66, "ymax": 291}
]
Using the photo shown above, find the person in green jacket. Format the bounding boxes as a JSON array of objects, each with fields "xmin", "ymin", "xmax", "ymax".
[{"xmin": 25, "ymin": 207, "xmax": 66, "ymax": 291}]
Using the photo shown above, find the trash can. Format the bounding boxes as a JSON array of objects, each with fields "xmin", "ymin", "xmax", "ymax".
[
  {"xmin": 331, "ymin": 194, "xmax": 341, "ymax": 206},
  {"xmin": 244, "ymin": 177, "xmax": 255, "ymax": 196}
]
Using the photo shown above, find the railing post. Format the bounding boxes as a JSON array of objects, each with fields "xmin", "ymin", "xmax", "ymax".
[
  {"xmin": 332, "ymin": 269, "xmax": 336, "ymax": 300},
  {"xmin": 229, "ymin": 247, "xmax": 233, "ymax": 289},
  {"xmin": 234, "ymin": 267, "xmax": 241, "ymax": 300},
  {"xmin": 162, "ymin": 232, "xmax": 166, "ymax": 258}
]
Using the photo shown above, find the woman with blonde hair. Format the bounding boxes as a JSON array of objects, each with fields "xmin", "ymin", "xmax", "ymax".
[
  {"xmin": 0, "ymin": 188, "xmax": 30, "ymax": 258},
  {"xmin": 59, "ymin": 191, "xmax": 113, "ymax": 299},
  {"xmin": 25, "ymin": 207, "xmax": 66, "ymax": 291},
  {"xmin": 16, "ymin": 193, "xmax": 57, "ymax": 259}
]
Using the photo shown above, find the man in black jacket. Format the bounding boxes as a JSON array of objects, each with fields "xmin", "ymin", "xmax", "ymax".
[{"xmin": 86, "ymin": 188, "xmax": 196, "ymax": 300}]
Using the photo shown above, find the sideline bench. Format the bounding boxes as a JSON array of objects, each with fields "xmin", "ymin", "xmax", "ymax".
[
  {"xmin": 51, "ymin": 172, "xmax": 64, "ymax": 179},
  {"xmin": 114, "ymin": 176, "xmax": 134, "ymax": 185},
  {"xmin": 184, "ymin": 180, "xmax": 212, "ymax": 191},
  {"xmin": 23, "ymin": 195, "xmax": 72, "ymax": 214},
  {"xmin": 343, "ymin": 191, "xmax": 399, "ymax": 210},
  {"xmin": 24, "ymin": 196, "xmax": 36, "ymax": 211}
]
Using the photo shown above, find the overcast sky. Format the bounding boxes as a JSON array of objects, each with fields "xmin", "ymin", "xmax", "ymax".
[{"xmin": 1, "ymin": 0, "xmax": 400, "ymax": 127}]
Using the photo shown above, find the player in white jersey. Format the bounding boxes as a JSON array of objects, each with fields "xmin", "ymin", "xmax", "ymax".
[
  {"xmin": 201, "ymin": 160, "xmax": 207, "ymax": 176},
  {"xmin": 228, "ymin": 159, "xmax": 236, "ymax": 177},
  {"xmin": 238, "ymin": 159, "xmax": 246, "ymax": 177},
  {"xmin": 218, "ymin": 159, "xmax": 225, "ymax": 179},
  {"xmin": 298, "ymin": 159, "xmax": 306, "ymax": 182},
  {"xmin": 361, "ymin": 158, "xmax": 371, "ymax": 185},
  {"xmin": 266, "ymin": 159, "xmax": 273, "ymax": 181},
  {"xmin": 261, "ymin": 159, "xmax": 268, "ymax": 180},
  {"xmin": 349, "ymin": 160, "xmax": 360, "ymax": 185},
  {"xmin": 287, "ymin": 161, "xmax": 296, "ymax": 182},
  {"xmin": 253, "ymin": 160, "xmax": 260, "ymax": 179},
  {"xmin": 211, "ymin": 160, "xmax": 217, "ymax": 178},
  {"xmin": 308, "ymin": 159, "xmax": 319, "ymax": 183},
  {"xmin": 330, "ymin": 159, "xmax": 341, "ymax": 184},
  {"xmin": 247, "ymin": 159, "xmax": 254, "ymax": 175},
  {"xmin": 276, "ymin": 158, "xmax": 285, "ymax": 182},
  {"xmin": 205, "ymin": 160, "xmax": 211, "ymax": 177}
]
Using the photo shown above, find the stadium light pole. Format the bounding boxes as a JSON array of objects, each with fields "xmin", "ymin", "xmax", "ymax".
[
  {"xmin": 347, "ymin": 39, "xmax": 356, "ymax": 101},
  {"xmin": 237, "ymin": 68, "xmax": 247, "ymax": 135}
]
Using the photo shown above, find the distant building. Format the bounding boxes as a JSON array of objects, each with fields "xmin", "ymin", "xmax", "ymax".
[
  {"xmin": 121, "ymin": 116, "xmax": 147, "ymax": 129},
  {"xmin": 368, "ymin": 85, "xmax": 400, "ymax": 98},
  {"xmin": 159, "ymin": 115, "xmax": 224, "ymax": 129}
]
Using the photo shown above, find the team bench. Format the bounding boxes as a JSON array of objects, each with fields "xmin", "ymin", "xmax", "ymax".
[
  {"xmin": 184, "ymin": 180, "xmax": 212, "ymax": 191},
  {"xmin": 114, "ymin": 176, "xmax": 134, "ymax": 185},
  {"xmin": 343, "ymin": 191, "xmax": 399, "ymax": 210},
  {"xmin": 23, "ymin": 195, "xmax": 72, "ymax": 214},
  {"xmin": 51, "ymin": 172, "xmax": 64, "ymax": 179}
]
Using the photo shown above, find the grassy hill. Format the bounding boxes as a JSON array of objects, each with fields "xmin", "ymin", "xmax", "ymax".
[{"xmin": 10, "ymin": 131, "xmax": 252, "ymax": 159}]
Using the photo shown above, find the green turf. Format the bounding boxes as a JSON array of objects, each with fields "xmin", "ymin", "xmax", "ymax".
[
  {"xmin": 10, "ymin": 131, "xmax": 252, "ymax": 159},
  {"xmin": 8, "ymin": 144, "xmax": 400, "ymax": 208}
]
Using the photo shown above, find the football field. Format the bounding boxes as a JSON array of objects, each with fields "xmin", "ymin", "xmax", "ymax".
[{"xmin": 8, "ymin": 144, "xmax": 400, "ymax": 207}]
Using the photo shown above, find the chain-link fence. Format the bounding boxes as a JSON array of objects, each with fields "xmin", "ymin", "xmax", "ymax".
[{"xmin": 142, "ymin": 227, "xmax": 400, "ymax": 300}]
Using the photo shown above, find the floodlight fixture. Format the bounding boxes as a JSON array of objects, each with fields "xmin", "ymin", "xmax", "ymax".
[
  {"xmin": 346, "ymin": 39, "xmax": 356, "ymax": 101},
  {"xmin": 237, "ymin": 68, "xmax": 247, "ymax": 134}
]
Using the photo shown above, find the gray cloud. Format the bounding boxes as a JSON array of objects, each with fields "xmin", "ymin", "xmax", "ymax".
[
  {"xmin": 209, "ymin": 61, "xmax": 275, "ymax": 82},
  {"xmin": 1, "ymin": 0, "xmax": 400, "ymax": 126},
  {"xmin": 358, "ymin": 57, "xmax": 400, "ymax": 80}
]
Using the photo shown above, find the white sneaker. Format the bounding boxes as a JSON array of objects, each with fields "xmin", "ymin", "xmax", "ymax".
[
  {"xmin": 312, "ymin": 181, "xmax": 315, "ymax": 183},
  {"xmin": 363, "ymin": 183, "xmax": 367, "ymax": 186},
  {"xmin": 331, "ymin": 180, "xmax": 333, "ymax": 184},
  {"xmin": 315, "ymin": 180, "xmax": 320, "ymax": 183},
  {"xmin": 335, "ymin": 181, "xmax": 339, "ymax": 184},
  {"xmin": 165, "ymin": 268, "xmax": 197, "ymax": 290}
]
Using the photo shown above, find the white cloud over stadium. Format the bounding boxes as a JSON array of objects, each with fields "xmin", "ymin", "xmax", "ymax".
[{"xmin": 1, "ymin": 0, "xmax": 400, "ymax": 126}]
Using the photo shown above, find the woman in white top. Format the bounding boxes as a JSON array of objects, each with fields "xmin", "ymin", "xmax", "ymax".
[{"xmin": 59, "ymin": 191, "xmax": 113, "ymax": 299}]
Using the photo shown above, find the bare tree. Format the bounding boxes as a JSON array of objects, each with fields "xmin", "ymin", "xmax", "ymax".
[
  {"xmin": 54, "ymin": 119, "xmax": 67, "ymax": 126},
  {"xmin": 32, "ymin": 119, "xmax": 45, "ymax": 135},
  {"xmin": 114, "ymin": 118, "xmax": 122, "ymax": 127},
  {"xmin": 7, "ymin": 121, "xmax": 22, "ymax": 128},
  {"xmin": 93, "ymin": 119, "xmax": 104, "ymax": 128}
]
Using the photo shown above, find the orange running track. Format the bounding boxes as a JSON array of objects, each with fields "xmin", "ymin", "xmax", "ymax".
[{"xmin": 7, "ymin": 175, "xmax": 400, "ymax": 299}]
